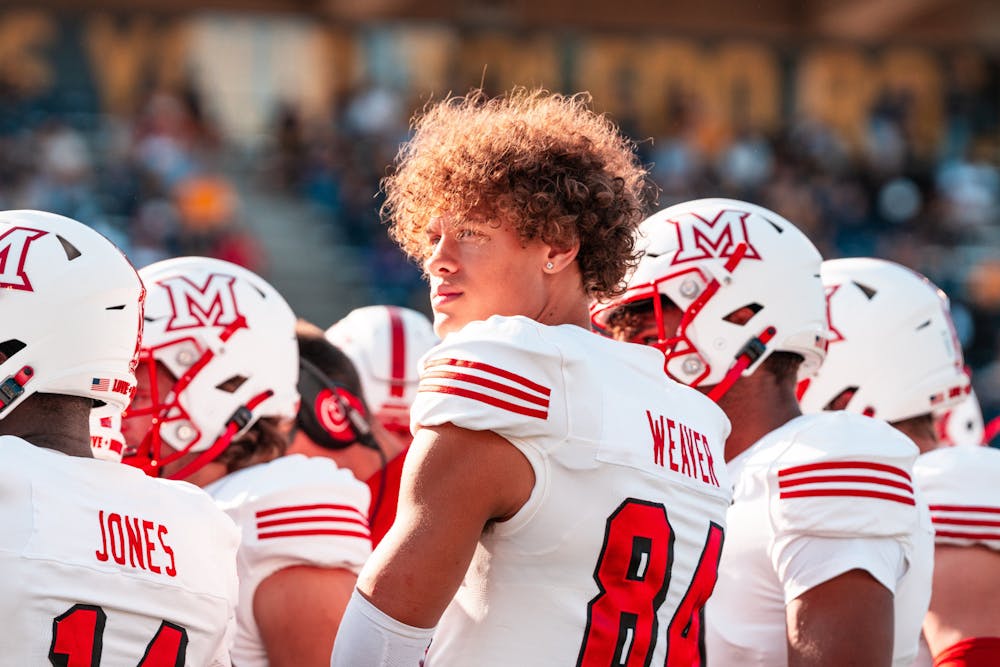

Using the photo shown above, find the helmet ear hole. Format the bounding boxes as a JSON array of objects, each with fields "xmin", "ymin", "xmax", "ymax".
[
  {"xmin": 825, "ymin": 386, "xmax": 858, "ymax": 412},
  {"xmin": 722, "ymin": 303, "xmax": 763, "ymax": 325},
  {"xmin": 55, "ymin": 235, "xmax": 82, "ymax": 260},
  {"xmin": 216, "ymin": 375, "xmax": 248, "ymax": 393},
  {"xmin": 0, "ymin": 339, "xmax": 26, "ymax": 360},
  {"xmin": 851, "ymin": 280, "xmax": 878, "ymax": 299}
]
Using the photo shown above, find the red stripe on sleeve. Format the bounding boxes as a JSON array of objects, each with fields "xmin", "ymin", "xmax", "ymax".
[
  {"xmin": 929, "ymin": 504, "xmax": 1000, "ymax": 515},
  {"xmin": 931, "ymin": 516, "xmax": 1000, "ymax": 528},
  {"xmin": 257, "ymin": 515, "xmax": 370, "ymax": 530},
  {"xmin": 778, "ymin": 460, "xmax": 911, "ymax": 482},
  {"xmin": 425, "ymin": 358, "xmax": 551, "ymax": 396},
  {"xmin": 419, "ymin": 384, "xmax": 548, "ymax": 419},
  {"xmin": 422, "ymin": 369, "xmax": 549, "ymax": 407},
  {"xmin": 257, "ymin": 528, "xmax": 371, "ymax": 540},
  {"xmin": 255, "ymin": 503, "xmax": 368, "ymax": 519},
  {"xmin": 778, "ymin": 474, "xmax": 913, "ymax": 493},
  {"xmin": 779, "ymin": 488, "xmax": 915, "ymax": 505}
]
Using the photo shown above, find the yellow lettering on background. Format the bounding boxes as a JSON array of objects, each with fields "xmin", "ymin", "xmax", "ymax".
[
  {"xmin": 635, "ymin": 39, "xmax": 705, "ymax": 139},
  {"xmin": 85, "ymin": 14, "xmax": 157, "ymax": 115},
  {"xmin": 712, "ymin": 42, "xmax": 780, "ymax": 133},
  {"xmin": 0, "ymin": 11, "xmax": 54, "ymax": 95},
  {"xmin": 573, "ymin": 37, "xmax": 644, "ymax": 128},
  {"xmin": 796, "ymin": 46, "xmax": 876, "ymax": 150},
  {"xmin": 153, "ymin": 21, "xmax": 193, "ymax": 95},
  {"xmin": 457, "ymin": 32, "xmax": 559, "ymax": 92},
  {"xmin": 879, "ymin": 47, "xmax": 943, "ymax": 157}
]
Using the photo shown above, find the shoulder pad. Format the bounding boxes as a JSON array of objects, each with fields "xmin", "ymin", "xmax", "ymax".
[
  {"xmin": 768, "ymin": 413, "xmax": 921, "ymax": 539},
  {"xmin": 411, "ymin": 316, "xmax": 565, "ymax": 442},
  {"xmin": 214, "ymin": 456, "xmax": 372, "ymax": 573},
  {"xmin": 915, "ymin": 446, "xmax": 1000, "ymax": 551}
]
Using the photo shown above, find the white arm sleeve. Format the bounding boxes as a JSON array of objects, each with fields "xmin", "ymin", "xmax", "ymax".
[{"xmin": 330, "ymin": 589, "xmax": 435, "ymax": 667}]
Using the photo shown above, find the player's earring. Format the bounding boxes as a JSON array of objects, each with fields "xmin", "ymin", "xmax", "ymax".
[{"xmin": 545, "ymin": 262, "xmax": 554, "ymax": 270}]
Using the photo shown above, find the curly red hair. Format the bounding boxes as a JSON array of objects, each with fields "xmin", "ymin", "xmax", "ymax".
[{"xmin": 382, "ymin": 88, "xmax": 654, "ymax": 299}]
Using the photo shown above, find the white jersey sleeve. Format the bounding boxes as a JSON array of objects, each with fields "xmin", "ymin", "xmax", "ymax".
[
  {"xmin": 206, "ymin": 455, "xmax": 372, "ymax": 667},
  {"xmin": 767, "ymin": 414, "xmax": 924, "ymax": 598},
  {"xmin": 914, "ymin": 445, "xmax": 1000, "ymax": 551},
  {"xmin": 412, "ymin": 317, "xmax": 566, "ymax": 444}
]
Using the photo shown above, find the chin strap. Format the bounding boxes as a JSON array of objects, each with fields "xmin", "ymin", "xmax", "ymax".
[
  {"xmin": 985, "ymin": 415, "xmax": 1000, "ymax": 447},
  {"xmin": 167, "ymin": 389, "xmax": 274, "ymax": 481},
  {"xmin": 707, "ymin": 326, "xmax": 777, "ymax": 403},
  {"xmin": 125, "ymin": 317, "xmax": 254, "ymax": 478},
  {"xmin": 0, "ymin": 366, "xmax": 34, "ymax": 415}
]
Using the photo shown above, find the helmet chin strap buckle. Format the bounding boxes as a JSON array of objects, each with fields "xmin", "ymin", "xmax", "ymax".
[
  {"xmin": 738, "ymin": 335, "xmax": 769, "ymax": 365},
  {"xmin": 227, "ymin": 405, "xmax": 254, "ymax": 431},
  {"xmin": 0, "ymin": 365, "xmax": 34, "ymax": 412},
  {"xmin": 707, "ymin": 327, "xmax": 777, "ymax": 403}
]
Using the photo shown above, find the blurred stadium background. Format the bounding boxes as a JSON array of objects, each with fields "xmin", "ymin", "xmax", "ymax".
[{"xmin": 3, "ymin": 0, "xmax": 1000, "ymax": 421}]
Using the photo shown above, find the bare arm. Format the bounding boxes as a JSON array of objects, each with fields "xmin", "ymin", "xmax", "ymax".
[
  {"xmin": 355, "ymin": 422, "xmax": 535, "ymax": 628},
  {"xmin": 786, "ymin": 568, "xmax": 894, "ymax": 667},
  {"xmin": 923, "ymin": 545, "xmax": 1000, "ymax": 657},
  {"xmin": 253, "ymin": 565, "xmax": 359, "ymax": 667}
]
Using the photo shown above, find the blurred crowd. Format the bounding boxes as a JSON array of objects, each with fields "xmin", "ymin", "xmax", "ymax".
[
  {"xmin": 0, "ymin": 87, "xmax": 265, "ymax": 276},
  {"xmin": 269, "ymin": 83, "xmax": 1000, "ymax": 422},
  {"xmin": 1, "ymin": 78, "xmax": 998, "ymax": 421}
]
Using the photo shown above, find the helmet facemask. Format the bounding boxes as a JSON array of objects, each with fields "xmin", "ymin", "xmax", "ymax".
[
  {"xmin": 121, "ymin": 257, "xmax": 298, "ymax": 481},
  {"xmin": 594, "ymin": 200, "xmax": 825, "ymax": 403}
]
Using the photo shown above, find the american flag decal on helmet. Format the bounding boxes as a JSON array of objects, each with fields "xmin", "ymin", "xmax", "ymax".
[
  {"xmin": 777, "ymin": 460, "xmax": 915, "ymax": 506},
  {"xmin": 419, "ymin": 358, "xmax": 551, "ymax": 420},
  {"xmin": 255, "ymin": 503, "xmax": 370, "ymax": 541}
]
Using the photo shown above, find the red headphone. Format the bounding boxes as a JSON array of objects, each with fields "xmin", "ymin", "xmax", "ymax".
[{"xmin": 297, "ymin": 357, "xmax": 378, "ymax": 452}]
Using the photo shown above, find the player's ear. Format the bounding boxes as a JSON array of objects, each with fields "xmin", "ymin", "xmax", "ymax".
[{"xmin": 543, "ymin": 239, "xmax": 580, "ymax": 274}]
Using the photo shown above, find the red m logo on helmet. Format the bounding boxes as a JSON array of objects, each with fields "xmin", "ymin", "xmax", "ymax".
[
  {"xmin": 160, "ymin": 273, "xmax": 244, "ymax": 331},
  {"xmin": 670, "ymin": 209, "xmax": 762, "ymax": 265},
  {"xmin": 0, "ymin": 227, "xmax": 47, "ymax": 291}
]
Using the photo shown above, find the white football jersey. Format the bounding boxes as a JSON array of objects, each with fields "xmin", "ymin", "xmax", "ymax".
[
  {"xmin": 411, "ymin": 316, "xmax": 732, "ymax": 667},
  {"xmin": 205, "ymin": 454, "xmax": 372, "ymax": 667},
  {"xmin": 0, "ymin": 436, "xmax": 239, "ymax": 666},
  {"xmin": 704, "ymin": 413, "xmax": 933, "ymax": 667},
  {"xmin": 914, "ymin": 445, "xmax": 1000, "ymax": 551}
]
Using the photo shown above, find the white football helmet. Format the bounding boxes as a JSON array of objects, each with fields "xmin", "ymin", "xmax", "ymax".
[
  {"xmin": 798, "ymin": 258, "xmax": 970, "ymax": 422},
  {"xmin": 936, "ymin": 389, "xmax": 985, "ymax": 447},
  {"xmin": 0, "ymin": 210, "xmax": 143, "ymax": 419},
  {"xmin": 90, "ymin": 405, "xmax": 126, "ymax": 462},
  {"xmin": 325, "ymin": 305, "xmax": 438, "ymax": 435},
  {"xmin": 123, "ymin": 257, "xmax": 299, "ymax": 479},
  {"xmin": 591, "ymin": 198, "xmax": 828, "ymax": 400}
]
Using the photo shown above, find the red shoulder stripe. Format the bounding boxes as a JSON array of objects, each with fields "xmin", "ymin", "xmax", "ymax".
[
  {"xmin": 779, "ymin": 474, "xmax": 913, "ymax": 493},
  {"xmin": 257, "ymin": 528, "xmax": 371, "ymax": 541},
  {"xmin": 418, "ymin": 384, "xmax": 548, "ymax": 419},
  {"xmin": 422, "ymin": 369, "xmax": 550, "ymax": 407},
  {"xmin": 779, "ymin": 488, "xmax": 915, "ymax": 505},
  {"xmin": 778, "ymin": 460, "xmax": 911, "ymax": 481},
  {"xmin": 257, "ymin": 515, "xmax": 370, "ymax": 530},
  {"xmin": 255, "ymin": 503, "xmax": 368, "ymax": 520},
  {"xmin": 424, "ymin": 358, "xmax": 551, "ymax": 396},
  {"xmin": 929, "ymin": 504, "xmax": 1000, "ymax": 515}
]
